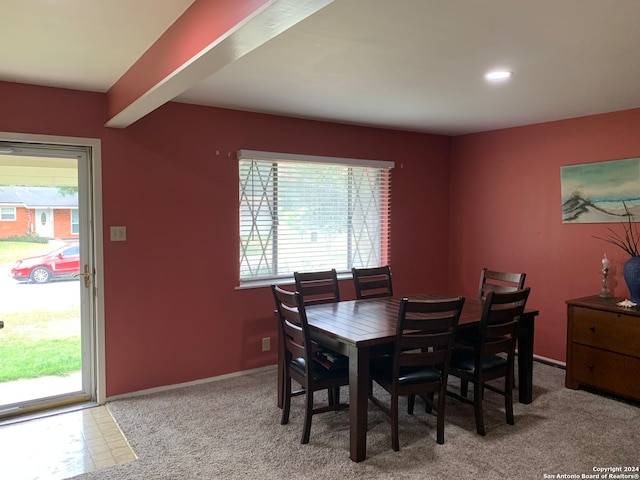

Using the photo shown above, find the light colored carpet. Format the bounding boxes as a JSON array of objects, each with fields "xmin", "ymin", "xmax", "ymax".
[{"xmin": 71, "ymin": 361, "xmax": 639, "ymax": 479}]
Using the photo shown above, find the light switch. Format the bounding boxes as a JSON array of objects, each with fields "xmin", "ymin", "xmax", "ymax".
[{"xmin": 110, "ymin": 226, "xmax": 126, "ymax": 241}]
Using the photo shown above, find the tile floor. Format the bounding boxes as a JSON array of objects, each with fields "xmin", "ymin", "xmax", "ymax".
[{"xmin": 0, "ymin": 406, "xmax": 137, "ymax": 480}]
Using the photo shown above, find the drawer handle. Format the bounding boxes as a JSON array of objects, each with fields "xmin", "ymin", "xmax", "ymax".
[
  {"xmin": 589, "ymin": 325, "xmax": 596, "ymax": 332},
  {"xmin": 588, "ymin": 365, "xmax": 594, "ymax": 372}
]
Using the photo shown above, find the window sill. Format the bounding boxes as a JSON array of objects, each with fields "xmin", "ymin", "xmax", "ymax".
[{"xmin": 235, "ymin": 271, "xmax": 354, "ymax": 291}]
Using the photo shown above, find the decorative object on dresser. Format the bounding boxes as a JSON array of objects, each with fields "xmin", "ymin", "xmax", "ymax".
[
  {"xmin": 593, "ymin": 201, "xmax": 640, "ymax": 303},
  {"xmin": 599, "ymin": 253, "xmax": 611, "ymax": 298},
  {"xmin": 622, "ymin": 256, "xmax": 640, "ymax": 304},
  {"xmin": 565, "ymin": 296, "xmax": 640, "ymax": 402}
]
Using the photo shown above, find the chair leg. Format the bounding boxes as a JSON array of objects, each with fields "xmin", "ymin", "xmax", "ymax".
[
  {"xmin": 391, "ymin": 394, "xmax": 400, "ymax": 451},
  {"xmin": 407, "ymin": 394, "xmax": 415, "ymax": 414},
  {"xmin": 424, "ymin": 392, "xmax": 434, "ymax": 414},
  {"xmin": 460, "ymin": 379, "xmax": 469, "ymax": 398},
  {"xmin": 301, "ymin": 389, "xmax": 314, "ymax": 444},
  {"xmin": 436, "ymin": 389, "xmax": 446, "ymax": 444},
  {"xmin": 473, "ymin": 381, "xmax": 486, "ymax": 436},
  {"xmin": 281, "ymin": 377, "xmax": 291, "ymax": 425},
  {"xmin": 505, "ymin": 371, "xmax": 515, "ymax": 425}
]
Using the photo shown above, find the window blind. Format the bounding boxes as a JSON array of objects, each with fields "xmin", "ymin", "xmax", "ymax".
[{"xmin": 238, "ymin": 150, "xmax": 393, "ymax": 284}]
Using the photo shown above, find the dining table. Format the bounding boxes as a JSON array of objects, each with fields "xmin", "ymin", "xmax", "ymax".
[{"xmin": 285, "ymin": 292, "xmax": 539, "ymax": 462}]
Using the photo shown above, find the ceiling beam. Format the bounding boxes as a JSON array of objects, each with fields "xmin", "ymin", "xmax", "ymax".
[{"xmin": 106, "ymin": 0, "xmax": 334, "ymax": 128}]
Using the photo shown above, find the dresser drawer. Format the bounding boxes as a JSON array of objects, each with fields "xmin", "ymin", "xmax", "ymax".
[
  {"xmin": 570, "ymin": 306, "xmax": 640, "ymax": 357},
  {"xmin": 569, "ymin": 344, "xmax": 640, "ymax": 401}
]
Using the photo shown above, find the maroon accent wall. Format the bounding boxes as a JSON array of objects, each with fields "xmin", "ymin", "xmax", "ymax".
[
  {"xmin": 3, "ymin": 79, "xmax": 638, "ymax": 394},
  {"xmin": 449, "ymin": 109, "xmax": 640, "ymax": 361},
  {"xmin": 1, "ymin": 81, "xmax": 451, "ymax": 396}
]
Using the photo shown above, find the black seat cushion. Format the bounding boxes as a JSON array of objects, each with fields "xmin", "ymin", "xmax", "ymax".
[
  {"xmin": 451, "ymin": 354, "xmax": 506, "ymax": 373},
  {"xmin": 371, "ymin": 358, "xmax": 442, "ymax": 385},
  {"xmin": 290, "ymin": 357, "xmax": 348, "ymax": 380}
]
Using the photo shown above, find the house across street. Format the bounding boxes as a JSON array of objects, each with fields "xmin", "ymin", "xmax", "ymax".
[{"xmin": 0, "ymin": 186, "xmax": 78, "ymax": 240}]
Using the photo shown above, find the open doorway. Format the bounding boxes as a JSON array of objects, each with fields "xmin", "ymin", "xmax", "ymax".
[{"xmin": 0, "ymin": 136, "xmax": 103, "ymax": 421}]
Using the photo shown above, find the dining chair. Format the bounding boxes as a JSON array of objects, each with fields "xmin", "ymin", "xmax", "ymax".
[
  {"xmin": 293, "ymin": 269, "xmax": 340, "ymax": 306},
  {"xmin": 368, "ymin": 296, "xmax": 465, "ymax": 450},
  {"xmin": 271, "ymin": 285, "xmax": 349, "ymax": 444},
  {"xmin": 478, "ymin": 268, "xmax": 526, "ymax": 299},
  {"xmin": 476, "ymin": 267, "xmax": 526, "ymax": 387},
  {"xmin": 351, "ymin": 265, "xmax": 393, "ymax": 299},
  {"xmin": 447, "ymin": 287, "xmax": 531, "ymax": 436}
]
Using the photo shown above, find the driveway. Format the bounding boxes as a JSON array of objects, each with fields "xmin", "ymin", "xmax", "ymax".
[{"xmin": 0, "ymin": 263, "xmax": 80, "ymax": 314}]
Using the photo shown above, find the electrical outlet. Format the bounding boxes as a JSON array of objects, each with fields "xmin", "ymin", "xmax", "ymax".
[
  {"xmin": 261, "ymin": 337, "xmax": 271, "ymax": 352},
  {"xmin": 110, "ymin": 226, "xmax": 126, "ymax": 241}
]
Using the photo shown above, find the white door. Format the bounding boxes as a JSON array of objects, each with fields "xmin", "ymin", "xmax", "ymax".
[
  {"xmin": 35, "ymin": 208, "xmax": 54, "ymax": 238},
  {"xmin": 0, "ymin": 136, "xmax": 103, "ymax": 420}
]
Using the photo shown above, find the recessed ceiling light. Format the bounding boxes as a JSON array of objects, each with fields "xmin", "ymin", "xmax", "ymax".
[{"xmin": 485, "ymin": 70, "xmax": 513, "ymax": 81}]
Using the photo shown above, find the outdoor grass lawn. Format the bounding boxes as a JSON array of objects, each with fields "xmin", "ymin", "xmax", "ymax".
[
  {"xmin": 0, "ymin": 241, "xmax": 53, "ymax": 265},
  {"xmin": 0, "ymin": 240, "xmax": 81, "ymax": 382},
  {"xmin": 0, "ymin": 308, "xmax": 81, "ymax": 382}
]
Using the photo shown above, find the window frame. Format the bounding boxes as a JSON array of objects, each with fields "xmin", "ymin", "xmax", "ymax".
[
  {"xmin": 0, "ymin": 206, "xmax": 17, "ymax": 221},
  {"xmin": 238, "ymin": 150, "xmax": 393, "ymax": 288},
  {"xmin": 71, "ymin": 208, "xmax": 79, "ymax": 234}
]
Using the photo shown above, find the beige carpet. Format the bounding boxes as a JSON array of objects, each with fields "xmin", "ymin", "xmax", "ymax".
[{"xmin": 71, "ymin": 361, "xmax": 639, "ymax": 479}]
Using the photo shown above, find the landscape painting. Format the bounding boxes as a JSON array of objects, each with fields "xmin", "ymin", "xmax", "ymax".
[{"xmin": 561, "ymin": 157, "xmax": 640, "ymax": 223}]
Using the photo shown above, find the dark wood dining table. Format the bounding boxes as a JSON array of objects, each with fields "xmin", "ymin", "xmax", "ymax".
[{"xmin": 290, "ymin": 292, "xmax": 539, "ymax": 462}]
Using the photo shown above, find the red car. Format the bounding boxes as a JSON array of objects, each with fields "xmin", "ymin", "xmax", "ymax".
[{"xmin": 11, "ymin": 243, "xmax": 80, "ymax": 283}]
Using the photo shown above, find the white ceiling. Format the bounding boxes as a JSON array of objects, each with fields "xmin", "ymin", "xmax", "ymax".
[{"xmin": 2, "ymin": 0, "xmax": 640, "ymax": 136}]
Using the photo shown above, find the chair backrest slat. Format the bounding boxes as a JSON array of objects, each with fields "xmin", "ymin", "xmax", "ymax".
[
  {"xmin": 352, "ymin": 266, "xmax": 393, "ymax": 300},
  {"xmin": 478, "ymin": 268, "xmax": 526, "ymax": 300},
  {"xmin": 294, "ymin": 269, "xmax": 340, "ymax": 306},
  {"xmin": 477, "ymin": 288, "xmax": 530, "ymax": 359},
  {"xmin": 394, "ymin": 297, "xmax": 465, "ymax": 373},
  {"xmin": 272, "ymin": 285, "xmax": 313, "ymax": 374}
]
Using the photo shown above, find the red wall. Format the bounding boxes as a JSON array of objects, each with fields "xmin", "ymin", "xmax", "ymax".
[
  {"xmin": 4, "ymin": 79, "xmax": 639, "ymax": 395},
  {"xmin": 1, "ymin": 81, "xmax": 451, "ymax": 396},
  {"xmin": 449, "ymin": 109, "xmax": 640, "ymax": 361}
]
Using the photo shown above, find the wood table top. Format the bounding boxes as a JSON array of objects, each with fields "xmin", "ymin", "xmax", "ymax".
[{"xmin": 305, "ymin": 292, "xmax": 539, "ymax": 348}]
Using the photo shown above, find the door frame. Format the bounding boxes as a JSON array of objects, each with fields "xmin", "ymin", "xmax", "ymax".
[{"xmin": 0, "ymin": 130, "xmax": 106, "ymax": 406}]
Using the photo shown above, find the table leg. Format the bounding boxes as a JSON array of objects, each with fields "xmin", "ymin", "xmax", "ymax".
[
  {"xmin": 348, "ymin": 345, "xmax": 369, "ymax": 462},
  {"xmin": 517, "ymin": 313, "xmax": 535, "ymax": 404}
]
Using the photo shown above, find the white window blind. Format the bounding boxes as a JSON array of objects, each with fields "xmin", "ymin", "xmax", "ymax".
[{"xmin": 238, "ymin": 150, "xmax": 393, "ymax": 284}]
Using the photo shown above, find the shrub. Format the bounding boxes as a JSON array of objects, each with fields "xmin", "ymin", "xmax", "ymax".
[{"xmin": 0, "ymin": 235, "xmax": 49, "ymax": 244}]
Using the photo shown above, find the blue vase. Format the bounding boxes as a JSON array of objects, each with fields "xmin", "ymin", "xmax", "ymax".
[{"xmin": 622, "ymin": 256, "xmax": 640, "ymax": 303}]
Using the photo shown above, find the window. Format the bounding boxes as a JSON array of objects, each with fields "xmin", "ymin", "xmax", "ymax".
[
  {"xmin": 0, "ymin": 207, "xmax": 16, "ymax": 221},
  {"xmin": 63, "ymin": 245, "xmax": 79, "ymax": 256},
  {"xmin": 238, "ymin": 150, "xmax": 393, "ymax": 285},
  {"xmin": 71, "ymin": 209, "xmax": 79, "ymax": 234}
]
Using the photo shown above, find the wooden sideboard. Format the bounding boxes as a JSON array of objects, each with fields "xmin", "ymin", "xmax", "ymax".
[{"xmin": 566, "ymin": 296, "xmax": 640, "ymax": 402}]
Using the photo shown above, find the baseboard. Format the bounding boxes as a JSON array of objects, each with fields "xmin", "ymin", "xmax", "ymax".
[
  {"xmin": 532, "ymin": 354, "xmax": 566, "ymax": 369},
  {"xmin": 514, "ymin": 349, "xmax": 566, "ymax": 369},
  {"xmin": 107, "ymin": 353, "xmax": 566, "ymax": 402},
  {"xmin": 106, "ymin": 364, "xmax": 277, "ymax": 402}
]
